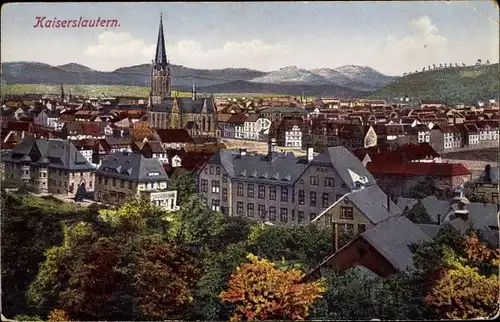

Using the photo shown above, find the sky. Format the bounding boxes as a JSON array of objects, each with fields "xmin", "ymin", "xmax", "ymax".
[{"xmin": 1, "ymin": 1, "xmax": 499, "ymax": 76}]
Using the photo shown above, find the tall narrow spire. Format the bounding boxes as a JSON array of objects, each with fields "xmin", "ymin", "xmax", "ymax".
[
  {"xmin": 155, "ymin": 13, "xmax": 168, "ymax": 66},
  {"xmin": 192, "ymin": 75, "xmax": 197, "ymax": 101}
]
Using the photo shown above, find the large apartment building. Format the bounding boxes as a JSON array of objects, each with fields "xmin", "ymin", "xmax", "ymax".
[
  {"xmin": 197, "ymin": 139, "xmax": 377, "ymax": 226},
  {"xmin": 94, "ymin": 152, "xmax": 179, "ymax": 211},
  {"xmin": 2, "ymin": 136, "xmax": 95, "ymax": 194}
]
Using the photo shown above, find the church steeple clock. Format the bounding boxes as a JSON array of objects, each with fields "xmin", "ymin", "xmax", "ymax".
[{"xmin": 149, "ymin": 13, "xmax": 172, "ymax": 107}]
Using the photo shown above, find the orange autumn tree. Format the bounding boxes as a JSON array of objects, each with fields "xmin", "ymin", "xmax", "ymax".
[
  {"xmin": 219, "ymin": 253, "xmax": 325, "ymax": 321},
  {"xmin": 424, "ymin": 233, "xmax": 500, "ymax": 319},
  {"xmin": 47, "ymin": 309, "xmax": 70, "ymax": 322}
]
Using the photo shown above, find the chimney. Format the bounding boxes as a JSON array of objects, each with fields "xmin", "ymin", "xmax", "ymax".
[
  {"xmin": 239, "ymin": 148, "xmax": 247, "ymax": 156},
  {"xmin": 307, "ymin": 146, "xmax": 314, "ymax": 162},
  {"xmin": 386, "ymin": 194, "xmax": 391, "ymax": 212}
]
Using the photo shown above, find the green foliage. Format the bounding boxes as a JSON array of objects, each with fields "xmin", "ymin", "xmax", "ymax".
[
  {"xmin": 220, "ymin": 254, "xmax": 325, "ymax": 321},
  {"xmin": 1, "ymin": 192, "xmax": 96, "ymax": 318},
  {"xmin": 309, "ymin": 268, "xmax": 429, "ymax": 320},
  {"xmin": 2, "ymin": 83, "xmax": 190, "ymax": 98},
  {"xmin": 405, "ymin": 176, "xmax": 439, "ymax": 199},
  {"xmin": 12, "ymin": 314, "xmax": 44, "ymax": 321},
  {"xmin": 371, "ymin": 64, "xmax": 500, "ymax": 104},
  {"xmin": 246, "ymin": 224, "xmax": 334, "ymax": 270},
  {"xmin": 170, "ymin": 194, "xmax": 225, "ymax": 245},
  {"xmin": 168, "ymin": 170, "xmax": 197, "ymax": 206},
  {"xmin": 405, "ymin": 201, "xmax": 433, "ymax": 224}
]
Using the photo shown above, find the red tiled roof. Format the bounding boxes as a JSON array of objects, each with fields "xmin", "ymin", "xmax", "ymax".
[
  {"xmin": 3, "ymin": 121, "xmax": 31, "ymax": 132},
  {"xmin": 155, "ymin": 129, "xmax": 193, "ymax": 143},
  {"xmin": 396, "ymin": 143, "xmax": 440, "ymax": 161},
  {"xmin": 367, "ymin": 161, "xmax": 470, "ymax": 177}
]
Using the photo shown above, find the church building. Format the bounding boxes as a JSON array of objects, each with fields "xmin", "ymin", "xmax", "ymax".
[{"xmin": 147, "ymin": 14, "xmax": 219, "ymax": 139}]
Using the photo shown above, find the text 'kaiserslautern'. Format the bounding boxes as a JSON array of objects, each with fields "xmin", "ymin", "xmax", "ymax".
[{"xmin": 33, "ymin": 17, "xmax": 120, "ymax": 28}]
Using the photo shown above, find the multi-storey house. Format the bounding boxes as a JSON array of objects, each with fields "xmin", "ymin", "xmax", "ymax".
[
  {"xmin": 94, "ymin": 151, "xmax": 179, "ymax": 211},
  {"xmin": 2, "ymin": 136, "xmax": 95, "ymax": 194},
  {"xmin": 197, "ymin": 140, "xmax": 377, "ymax": 226},
  {"xmin": 429, "ymin": 125, "xmax": 462, "ymax": 152}
]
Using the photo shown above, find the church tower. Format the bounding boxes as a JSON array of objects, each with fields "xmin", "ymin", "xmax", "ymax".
[{"xmin": 149, "ymin": 14, "xmax": 171, "ymax": 107}]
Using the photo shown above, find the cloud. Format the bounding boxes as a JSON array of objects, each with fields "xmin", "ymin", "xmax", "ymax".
[
  {"xmin": 382, "ymin": 16, "xmax": 450, "ymax": 74},
  {"xmin": 83, "ymin": 31, "xmax": 286, "ymax": 71}
]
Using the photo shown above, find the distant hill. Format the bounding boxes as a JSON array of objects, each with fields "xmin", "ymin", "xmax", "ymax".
[
  {"xmin": 1, "ymin": 61, "xmax": 392, "ymax": 97},
  {"xmin": 371, "ymin": 64, "xmax": 500, "ymax": 104},
  {"xmin": 250, "ymin": 65, "xmax": 397, "ymax": 91},
  {"xmin": 197, "ymin": 80, "xmax": 370, "ymax": 98}
]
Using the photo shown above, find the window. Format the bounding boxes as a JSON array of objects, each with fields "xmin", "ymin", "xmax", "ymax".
[
  {"xmin": 216, "ymin": 167, "xmax": 221, "ymax": 175},
  {"xmin": 325, "ymin": 177, "xmax": 335, "ymax": 187},
  {"xmin": 247, "ymin": 203, "xmax": 255, "ymax": 217},
  {"xmin": 298, "ymin": 211, "xmax": 305, "ymax": 224},
  {"xmin": 204, "ymin": 167, "xmax": 208, "ymax": 174},
  {"xmin": 492, "ymin": 192, "xmax": 499, "ymax": 204},
  {"xmin": 322, "ymin": 193, "xmax": 329, "ymax": 208},
  {"xmin": 120, "ymin": 180, "xmax": 124, "ymax": 188},
  {"xmin": 237, "ymin": 183, "xmax": 244, "ymax": 196},
  {"xmin": 223, "ymin": 174, "xmax": 228, "ymax": 183},
  {"xmin": 237, "ymin": 201, "xmax": 244, "ymax": 216},
  {"xmin": 269, "ymin": 186, "xmax": 276, "ymax": 200},
  {"xmin": 211, "ymin": 199, "xmax": 220, "ymax": 212},
  {"xmin": 258, "ymin": 185, "xmax": 265, "ymax": 199},
  {"xmin": 269, "ymin": 206, "xmax": 276, "ymax": 221},
  {"xmin": 358, "ymin": 224, "xmax": 366, "ymax": 234},
  {"xmin": 340, "ymin": 206, "xmax": 354, "ymax": 220},
  {"xmin": 211, "ymin": 180, "xmax": 220, "ymax": 193},
  {"xmin": 310, "ymin": 176, "xmax": 319, "ymax": 185},
  {"xmin": 222, "ymin": 188, "xmax": 228, "ymax": 202},
  {"xmin": 310, "ymin": 191, "xmax": 316, "ymax": 207},
  {"xmin": 247, "ymin": 184, "xmax": 255, "ymax": 198},
  {"xmin": 340, "ymin": 223, "xmax": 355, "ymax": 236},
  {"xmin": 280, "ymin": 208, "xmax": 288, "ymax": 222},
  {"xmin": 201, "ymin": 179, "xmax": 208, "ymax": 193},
  {"xmin": 258, "ymin": 204, "xmax": 266, "ymax": 220},
  {"xmin": 209, "ymin": 166, "xmax": 214, "ymax": 174},
  {"xmin": 298, "ymin": 190, "xmax": 305, "ymax": 205},
  {"xmin": 310, "ymin": 213, "xmax": 316, "ymax": 222},
  {"xmin": 89, "ymin": 180, "xmax": 92, "ymax": 188},
  {"xmin": 281, "ymin": 187, "xmax": 288, "ymax": 202}
]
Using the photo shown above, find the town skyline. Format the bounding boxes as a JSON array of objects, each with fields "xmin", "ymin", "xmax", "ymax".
[{"xmin": 2, "ymin": 1, "xmax": 499, "ymax": 76}]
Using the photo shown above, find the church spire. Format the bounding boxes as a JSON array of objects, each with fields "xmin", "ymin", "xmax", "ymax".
[
  {"xmin": 155, "ymin": 13, "xmax": 168, "ymax": 66},
  {"xmin": 192, "ymin": 75, "xmax": 197, "ymax": 101}
]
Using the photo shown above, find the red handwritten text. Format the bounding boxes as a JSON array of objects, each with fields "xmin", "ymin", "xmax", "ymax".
[{"xmin": 33, "ymin": 17, "xmax": 120, "ymax": 28}]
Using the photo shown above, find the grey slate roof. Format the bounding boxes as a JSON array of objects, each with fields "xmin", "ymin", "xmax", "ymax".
[
  {"xmin": 150, "ymin": 97, "xmax": 215, "ymax": 114},
  {"xmin": 313, "ymin": 185, "xmax": 401, "ymax": 225},
  {"xmin": 465, "ymin": 203, "xmax": 499, "ymax": 229},
  {"xmin": 312, "ymin": 146, "xmax": 377, "ymax": 190},
  {"xmin": 2, "ymin": 136, "xmax": 94, "ymax": 171},
  {"xmin": 421, "ymin": 196, "xmax": 450, "ymax": 223},
  {"xmin": 397, "ymin": 197, "xmax": 418, "ymax": 213},
  {"xmin": 96, "ymin": 152, "xmax": 169, "ymax": 182},
  {"xmin": 478, "ymin": 230, "xmax": 499, "ymax": 248},
  {"xmin": 362, "ymin": 215, "xmax": 432, "ymax": 274},
  {"xmin": 154, "ymin": 14, "xmax": 168, "ymax": 66},
  {"xmin": 416, "ymin": 223, "xmax": 442, "ymax": 239},
  {"xmin": 206, "ymin": 149, "xmax": 308, "ymax": 185}
]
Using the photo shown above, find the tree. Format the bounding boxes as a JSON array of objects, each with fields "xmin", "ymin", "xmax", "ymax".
[
  {"xmin": 220, "ymin": 254, "xmax": 325, "ymax": 321},
  {"xmin": 131, "ymin": 243, "xmax": 202, "ymax": 320},
  {"xmin": 170, "ymin": 194, "xmax": 225, "ymax": 246},
  {"xmin": 47, "ymin": 309, "xmax": 70, "ymax": 322},
  {"xmin": 404, "ymin": 176, "xmax": 439, "ymax": 199},
  {"xmin": 309, "ymin": 268, "xmax": 429, "ymax": 320},
  {"xmin": 169, "ymin": 170, "xmax": 197, "ymax": 206},
  {"xmin": 423, "ymin": 247, "xmax": 499, "ymax": 319},
  {"xmin": 411, "ymin": 231, "xmax": 499, "ymax": 319},
  {"xmin": 405, "ymin": 200, "xmax": 433, "ymax": 224}
]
